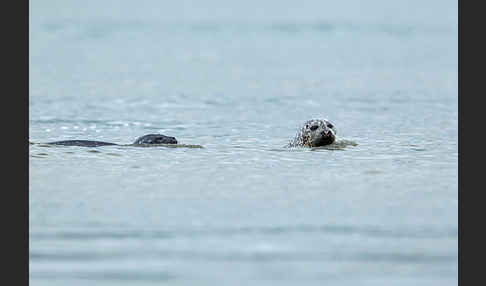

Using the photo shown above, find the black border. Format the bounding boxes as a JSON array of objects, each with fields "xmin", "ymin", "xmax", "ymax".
[{"xmin": 4, "ymin": 0, "xmax": 29, "ymax": 284}]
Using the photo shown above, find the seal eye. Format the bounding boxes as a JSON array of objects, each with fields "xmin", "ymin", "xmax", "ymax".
[
  {"xmin": 327, "ymin": 123, "xmax": 333, "ymax": 129},
  {"xmin": 310, "ymin": 125, "xmax": 319, "ymax": 131}
]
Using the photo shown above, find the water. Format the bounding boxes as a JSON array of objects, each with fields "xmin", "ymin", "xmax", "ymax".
[{"xmin": 29, "ymin": 1, "xmax": 458, "ymax": 285}]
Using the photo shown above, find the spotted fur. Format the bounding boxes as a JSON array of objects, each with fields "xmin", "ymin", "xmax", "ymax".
[{"xmin": 288, "ymin": 119, "xmax": 337, "ymax": 147}]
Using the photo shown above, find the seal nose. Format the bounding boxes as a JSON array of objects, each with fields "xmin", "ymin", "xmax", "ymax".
[{"xmin": 322, "ymin": 130, "xmax": 330, "ymax": 136}]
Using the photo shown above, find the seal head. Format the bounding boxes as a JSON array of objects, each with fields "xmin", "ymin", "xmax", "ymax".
[
  {"xmin": 290, "ymin": 119, "xmax": 337, "ymax": 147},
  {"xmin": 132, "ymin": 134, "xmax": 178, "ymax": 145}
]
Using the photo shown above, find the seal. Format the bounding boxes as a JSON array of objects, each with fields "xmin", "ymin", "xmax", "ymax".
[
  {"xmin": 46, "ymin": 134, "xmax": 178, "ymax": 147},
  {"xmin": 288, "ymin": 119, "xmax": 337, "ymax": 147}
]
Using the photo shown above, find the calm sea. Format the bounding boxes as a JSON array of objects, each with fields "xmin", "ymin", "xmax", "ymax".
[{"xmin": 29, "ymin": 1, "xmax": 458, "ymax": 285}]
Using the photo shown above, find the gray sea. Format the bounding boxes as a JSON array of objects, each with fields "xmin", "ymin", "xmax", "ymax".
[{"xmin": 29, "ymin": 1, "xmax": 458, "ymax": 285}]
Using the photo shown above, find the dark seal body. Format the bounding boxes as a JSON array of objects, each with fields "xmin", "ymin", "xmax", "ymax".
[
  {"xmin": 46, "ymin": 134, "xmax": 177, "ymax": 147},
  {"xmin": 47, "ymin": 140, "xmax": 117, "ymax": 147}
]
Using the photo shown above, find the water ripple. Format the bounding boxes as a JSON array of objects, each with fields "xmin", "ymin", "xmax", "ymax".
[{"xmin": 30, "ymin": 224, "xmax": 457, "ymax": 241}]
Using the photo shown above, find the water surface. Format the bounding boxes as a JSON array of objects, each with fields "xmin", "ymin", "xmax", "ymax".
[{"xmin": 29, "ymin": 1, "xmax": 457, "ymax": 285}]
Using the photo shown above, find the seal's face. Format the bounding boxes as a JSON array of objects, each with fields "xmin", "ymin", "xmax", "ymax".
[{"xmin": 300, "ymin": 119, "xmax": 337, "ymax": 147}]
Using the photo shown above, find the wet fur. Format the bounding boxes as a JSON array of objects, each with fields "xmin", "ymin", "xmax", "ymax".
[{"xmin": 288, "ymin": 119, "xmax": 337, "ymax": 147}]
